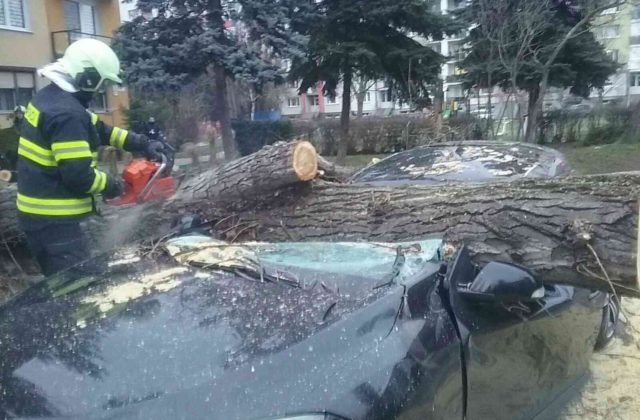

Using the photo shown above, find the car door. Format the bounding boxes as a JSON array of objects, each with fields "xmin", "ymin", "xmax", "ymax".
[{"xmin": 445, "ymin": 247, "xmax": 602, "ymax": 420}]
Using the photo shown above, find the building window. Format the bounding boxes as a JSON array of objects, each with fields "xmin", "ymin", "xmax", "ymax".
[
  {"xmin": 596, "ymin": 25, "xmax": 620, "ymax": 40},
  {"xmin": 379, "ymin": 89, "xmax": 393, "ymax": 103},
  {"xmin": 606, "ymin": 49, "xmax": 619, "ymax": 62},
  {"xmin": 634, "ymin": 4, "xmax": 640, "ymax": 20},
  {"xmin": 63, "ymin": 0, "xmax": 96, "ymax": 35},
  {"xmin": 287, "ymin": 97, "xmax": 300, "ymax": 107},
  {"xmin": 630, "ymin": 72, "xmax": 640, "ymax": 87},
  {"xmin": 0, "ymin": 0, "xmax": 26, "ymax": 30},
  {"xmin": 326, "ymin": 96, "xmax": 337, "ymax": 104},
  {"xmin": 364, "ymin": 92, "xmax": 371, "ymax": 102},
  {"xmin": 308, "ymin": 95, "xmax": 320, "ymax": 106},
  {"xmin": 90, "ymin": 91, "xmax": 108, "ymax": 112},
  {"xmin": 0, "ymin": 70, "xmax": 35, "ymax": 111},
  {"xmin": 128, "ymin": 9, "xmax": 141, "ymax": 20}
]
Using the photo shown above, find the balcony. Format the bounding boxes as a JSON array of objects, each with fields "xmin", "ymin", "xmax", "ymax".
[
  {"xmin": 447, "ymin": 50, "xmax": 466, "ymax": 62},
  {"xmin": 51, "ymin": 30, "xmax": 112, "ymax": 59},
  {"xmin": 445, "ymin": 74, "xmax": 466, "ymax": 84}
]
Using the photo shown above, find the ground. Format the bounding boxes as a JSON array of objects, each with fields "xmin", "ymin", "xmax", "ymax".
[
  {"xmin": 560, "ymin": 299, "xmax": 640, "ymax": 420},
  {"xmin": 559, "ymin": 143, "xmax": 640, "ymax": 175}
]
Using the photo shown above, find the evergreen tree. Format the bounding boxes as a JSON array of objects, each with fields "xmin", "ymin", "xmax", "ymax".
[
  {"xmin": 458, "ymin": 0, "xmax": 619, "ymax": 142},
  {"xmin": 288, "ymin": 0, "xmax": 460, "ymax": 162},
  {"xmin": 114, "ymin": 0, "xmax": 302, "ymax": 158}
]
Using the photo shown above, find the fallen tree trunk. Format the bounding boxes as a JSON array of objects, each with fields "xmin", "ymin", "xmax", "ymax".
[
  {"xmin": 3, "ymin": 141, "xmax": 640, "ymax": 297},
  {"xmin": 198, "ymin": 175, "xmax": 640, "ymax": 297}
]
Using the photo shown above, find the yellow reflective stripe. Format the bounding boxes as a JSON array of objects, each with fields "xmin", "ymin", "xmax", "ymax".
[
  {"xmin": 55, "ymin": 150, "xmax": 93, "ymax": 160},
  {"xmin": 91, "ymin": 152, "xmax": 98, "ymax": 168},
  {"xmin": 51, "ymin": 140, "xmax": 90, "ymax": 152},
  {"xmin": 16, "ymin": 193, "xmax": 92, "ymax": 216},
  {"xmin": 24, "ymin": 103, "xmax": 40, "ymax": 128},
  {"xmin": 109, "ymin": 127, "xmax": 128, "ymax": 149},
  {"xmin": 90, "ymin": 112, "xmax": 99, "ymax": 125},
  {"xmin": 88, "ymin": 170, "xmax": 107, "ymax": 194},
  {"xmin": 51, "ymin": 140, "xmax": 92, "ymax": 161},
  {"xmin": 18, "ymin": 137, "xmax": 56, "ymax": 167}
]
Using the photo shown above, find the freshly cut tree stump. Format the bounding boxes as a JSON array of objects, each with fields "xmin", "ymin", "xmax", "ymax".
[{"xmin": 169, "ymin": 140, "xmax": 318, "ymax": 210}]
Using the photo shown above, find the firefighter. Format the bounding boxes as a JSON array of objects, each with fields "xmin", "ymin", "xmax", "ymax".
[
  {"xmin": 16, "ymin": 38, "xmax": 164, "ymax": 277},
  {"xmin": 144, "ymin": 116, "xmax": 163, "ymax": 141}
]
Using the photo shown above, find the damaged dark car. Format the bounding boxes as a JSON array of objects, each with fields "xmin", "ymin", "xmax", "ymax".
[{"xmin": 0, "ymin": 235, "xmax": 615, "ymax": 420}]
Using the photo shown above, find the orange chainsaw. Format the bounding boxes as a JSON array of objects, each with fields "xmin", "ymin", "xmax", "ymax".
[{"xmin": 106, "ymin": 149, "xmax": 176, "ymax": 205}]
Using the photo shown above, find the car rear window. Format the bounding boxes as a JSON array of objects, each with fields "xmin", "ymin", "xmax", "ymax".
[{"xmin": 352, "ymin": 145, "xmax": 551, "ymax": 183}]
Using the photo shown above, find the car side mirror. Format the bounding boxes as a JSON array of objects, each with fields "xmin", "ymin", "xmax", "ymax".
[{"xmin": 458, "ymin": 262, "xmax": 544, "ymax": 303}]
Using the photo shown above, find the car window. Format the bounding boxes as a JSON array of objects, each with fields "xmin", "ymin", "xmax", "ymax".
[{"xmin": 352, "ymin": 145, "xmax": 549, "ymax": 183}]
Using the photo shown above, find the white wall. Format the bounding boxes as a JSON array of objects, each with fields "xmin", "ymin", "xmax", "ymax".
[{"xmin": 119, "ymin": 0, "xmax": 137, "ymax": 22}]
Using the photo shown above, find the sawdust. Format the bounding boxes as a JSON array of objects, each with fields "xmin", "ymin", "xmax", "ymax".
[
  {"xmin": 560, "ymin": 298, "xmax": 640, "ymax": 420},
  {"xmin": 78, "ymin": 267, "xmax": 189, "ymax": 326}
]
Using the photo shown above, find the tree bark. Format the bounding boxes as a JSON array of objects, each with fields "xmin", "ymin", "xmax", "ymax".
[
  {"xmin": 337, "ymin": 67, "xmax": 353, "ymax": 164},
  {"xmin": 356, "ymin": 93, "xmax": 365, "ymax": 118},
  {"xmin": 199, "ymin": 174, "xmax": 640, "ymax": 297},
  {"xmin": 0, "ymin": 141, "xmax": 319, "ymax": 250},
  {"xmin": 5, "ymin": 143, "xmax": 640, "ymax": 298},
  {"xmin": 213, "ymin": 65, "xmax": 238, "ymax": 161},
  {"xmin": 0, "ymin": 184, "xmax": 19, "ymax": 242},
  {"xmin": 524, "ymin": 85, "xmax": 541, "ymax": 143}
]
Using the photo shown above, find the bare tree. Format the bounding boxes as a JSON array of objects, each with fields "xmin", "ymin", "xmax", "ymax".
[
  {"xmin": 523, "ymin": 0, "xmax": 627, "ymax": 143},
  {"xmin": 354, "ymin": 76, "xmax": 377, "ymax": 118},
  {"xmin": 476, "ymin": 0, "xmax": 553, "ymax": 141}
]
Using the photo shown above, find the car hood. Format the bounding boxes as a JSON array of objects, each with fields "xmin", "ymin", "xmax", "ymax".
[{"xmin": 0, "ymin": 239, "xmax": 443, "ymax": 419}]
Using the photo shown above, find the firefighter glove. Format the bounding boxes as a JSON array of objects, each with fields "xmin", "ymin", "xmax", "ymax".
[
  {"xmin": 145, "ymin": 140, "xmax": 165, "ymax": 162},
  {"xmin": 103, "ymin": 176, "xmax": 124, "ymax": 199}
]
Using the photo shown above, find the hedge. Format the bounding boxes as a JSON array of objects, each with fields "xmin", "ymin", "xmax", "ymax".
[{"xmin": 232, "ymin": 116, "xmax": 479, "ymax": 156}]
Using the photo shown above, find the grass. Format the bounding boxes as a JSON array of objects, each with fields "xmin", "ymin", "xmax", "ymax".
[{"xmin": 557, "ymin": 143, "xmax": 640, "ymax": 175}]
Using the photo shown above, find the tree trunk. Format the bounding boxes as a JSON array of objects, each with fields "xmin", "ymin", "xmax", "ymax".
[
  {"xmin": 337, "ymin": 67, "xmax": 353, "ymax": 164},
  {"xmin": 215, "ymin": 175, "xmax": 640, "ymax": 297},
  {"xmin": 170, "ymin": 141, "xmax": 318, "ymax": 212},
  {"xmin": 0, "ymin": 184, "xmax": 19, "ymax": 242},
  {"xmin": 524, "ymin": 85, "xmax": 541, "ymax": 143},
  {"xmin": 5, "ymin": 144, "xmax": 640, "ymax": 297},
  {"xmin": 0, "ymin": 142, "xmax": 319, "ymax": 250},
  {"xmin": 356, "ymin": 93, "xmax": 365, "ymax": 118},
  {"xmin": 213, "ymin": 65, "xmax": 238, "ymax": 161}
]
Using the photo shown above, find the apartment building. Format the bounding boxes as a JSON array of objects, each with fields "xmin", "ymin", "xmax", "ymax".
[
  {"xmin": 0, "ymin": 0, "xmax": 128, "ymax": 129},
  {"xmin": 280, "ymin": 0, "xmax": 469, "ymax": 119}
]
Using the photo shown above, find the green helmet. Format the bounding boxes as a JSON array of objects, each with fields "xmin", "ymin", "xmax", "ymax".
[{"xmin": 60, "ymin": 38, "xmax": 123, "ymax": 92}]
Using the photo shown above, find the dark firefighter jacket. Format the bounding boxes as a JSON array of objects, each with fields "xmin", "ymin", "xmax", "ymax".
[{"xmin": 16, "ymin": 84, "xmax": 145, "ymax": 229}]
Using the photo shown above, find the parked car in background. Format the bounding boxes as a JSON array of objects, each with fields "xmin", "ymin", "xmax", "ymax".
[{"xmin": 351, "ymin": 141, "xmax": 571, "ymax": 186}]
